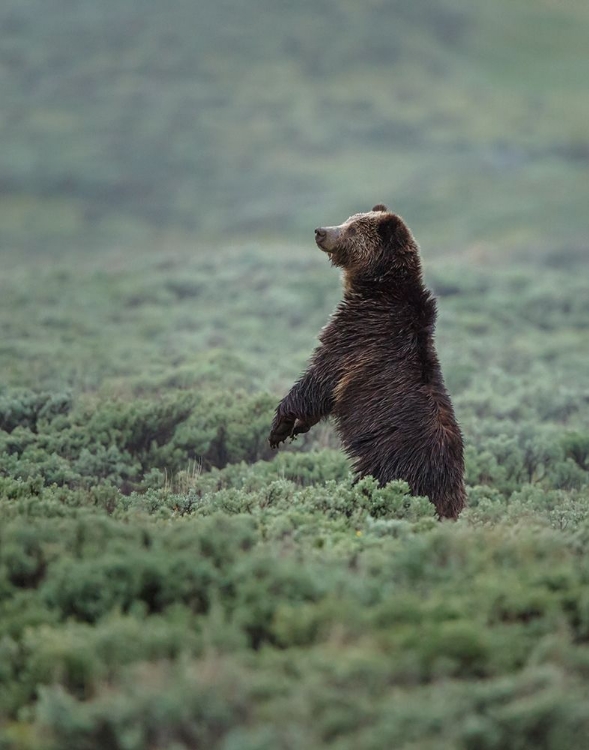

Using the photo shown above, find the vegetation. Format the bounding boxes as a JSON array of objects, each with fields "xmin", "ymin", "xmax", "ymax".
[
  {"xmin": 1, "ymin": 0, "xmax": 589, "ymax": 747},
  {"xmin": 1, "ymin": 234, "xmax": 588, "ymax": 749}
]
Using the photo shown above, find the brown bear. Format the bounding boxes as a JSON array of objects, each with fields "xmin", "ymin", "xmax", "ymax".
[{"xmin": 268, "ymin": 205, "xmax": 466, "ymax": 520}]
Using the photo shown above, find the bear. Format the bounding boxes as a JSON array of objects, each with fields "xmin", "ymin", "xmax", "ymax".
[{"xmin": 268, "ymin": 204, "xmax": 466, "ymax": 520}]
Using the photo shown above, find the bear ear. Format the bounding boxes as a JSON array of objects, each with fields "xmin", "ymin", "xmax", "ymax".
[
  {"xmin": 377, "ymin": 214, "xmax": 403, "ymax": 247},
  {"xmin": 372, "ymin": 204, "xmax": 389, "ymax": 213}
]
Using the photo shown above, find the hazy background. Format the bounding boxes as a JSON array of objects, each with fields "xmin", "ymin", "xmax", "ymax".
[{"xmin": 2, "ymin": 0, "xmax": 588, "ymax": 257}]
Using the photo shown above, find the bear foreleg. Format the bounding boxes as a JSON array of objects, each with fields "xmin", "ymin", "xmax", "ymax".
[{"xmin": 268, "ymin": 366, "xmax": 335, "ymax": 449}]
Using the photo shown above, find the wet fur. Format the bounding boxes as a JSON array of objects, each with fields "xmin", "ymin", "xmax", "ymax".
[{"xmin": 269, "ymin": 207, "xmax": 466, "ymax": 520}]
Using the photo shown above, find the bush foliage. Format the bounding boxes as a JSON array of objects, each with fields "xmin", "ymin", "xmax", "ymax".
[
  {"xmin": 1, "ymin": 240, "xmax": 589, "ymax": 749},
  {"xmin": 2, "ymin": 0, "xmax": 589, "ymax": 745}
]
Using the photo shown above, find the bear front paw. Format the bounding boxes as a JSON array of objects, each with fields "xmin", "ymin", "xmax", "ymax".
[{"xmin": 268, "ymin": 414, "xmax": 296, "ymax": 449}]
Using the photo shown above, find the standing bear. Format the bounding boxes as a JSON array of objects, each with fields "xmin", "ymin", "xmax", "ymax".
[{"xmin": 268, "ymin": 205, "xmax": 466, "ymax": 520}]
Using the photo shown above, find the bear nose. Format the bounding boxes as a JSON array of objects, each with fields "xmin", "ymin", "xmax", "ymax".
[{"xmin": 315, "ymin": 227, "xmax": 327, "ymax": 240}]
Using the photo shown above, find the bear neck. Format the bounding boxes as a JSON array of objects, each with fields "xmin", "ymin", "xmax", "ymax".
[{"xmin": 343, "ymin": 257, "xmax": 425, "ymax": 300}]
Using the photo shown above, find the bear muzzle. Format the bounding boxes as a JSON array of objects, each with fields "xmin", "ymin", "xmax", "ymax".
[{"xmin": 315, "ymin": 226, "xmax": 341, "ymax": 253}]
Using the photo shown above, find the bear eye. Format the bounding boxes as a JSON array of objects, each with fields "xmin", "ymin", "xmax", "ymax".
[{"xmin": 347, "ymin": 226, "xmax": 357, "ymax": 237}]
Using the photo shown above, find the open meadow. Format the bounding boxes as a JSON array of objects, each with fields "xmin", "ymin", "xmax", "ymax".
[
  {"xmin": 1, "ymin": 0, "xmax": 589, "ymax": 748},
  {"xmin": 1, "ymin": 238, "xmax": 589, "ymax": 748}
]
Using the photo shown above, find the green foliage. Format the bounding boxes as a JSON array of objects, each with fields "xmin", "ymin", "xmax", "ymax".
[
  {"xmin": 1, "ymin": 237, "xmax": 589, "ymax": 747},
  {"xmin": 1, "ymin": 63, "xmax": 589, "ymax": 746},
  {"xmin": 0, "ymin": 389, "xmax": 279, "ymax": 501},
  {"xmin": 2, "ymin": 491, "xmax": 589, "ymax": 748},
  {"xmin": 1, "ymin": 1, "xmax": 589, "ymax": 745}
]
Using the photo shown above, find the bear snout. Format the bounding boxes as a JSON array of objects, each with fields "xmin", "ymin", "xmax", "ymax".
[{"xmin": 315, "ymin": 226, "xmax": 340, "ymax": 252}]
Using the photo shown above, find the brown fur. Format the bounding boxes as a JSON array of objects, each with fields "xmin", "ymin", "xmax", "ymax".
[{"xmin": 269, "ymin": 206, "xmax": 466, "ymax": 520}]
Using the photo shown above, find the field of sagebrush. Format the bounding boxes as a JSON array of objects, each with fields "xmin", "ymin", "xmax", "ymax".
[
  {"xmin": 1, "ymin": 238, "xmax": 589, "ymax": 749},
  {"xmin": 2, "ymin": 0, "xmax": 589, "ymax": 746}
]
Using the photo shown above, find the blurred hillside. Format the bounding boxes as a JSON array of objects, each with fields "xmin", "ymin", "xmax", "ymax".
[{"xmin": 1, "ymin": 0, "xmax": 588, "ymax": 254}]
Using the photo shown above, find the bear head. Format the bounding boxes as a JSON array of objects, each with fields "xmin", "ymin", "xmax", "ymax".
[{"xmin": 314, "ymin": 205, "xmax": 420, "ymax": 283}]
